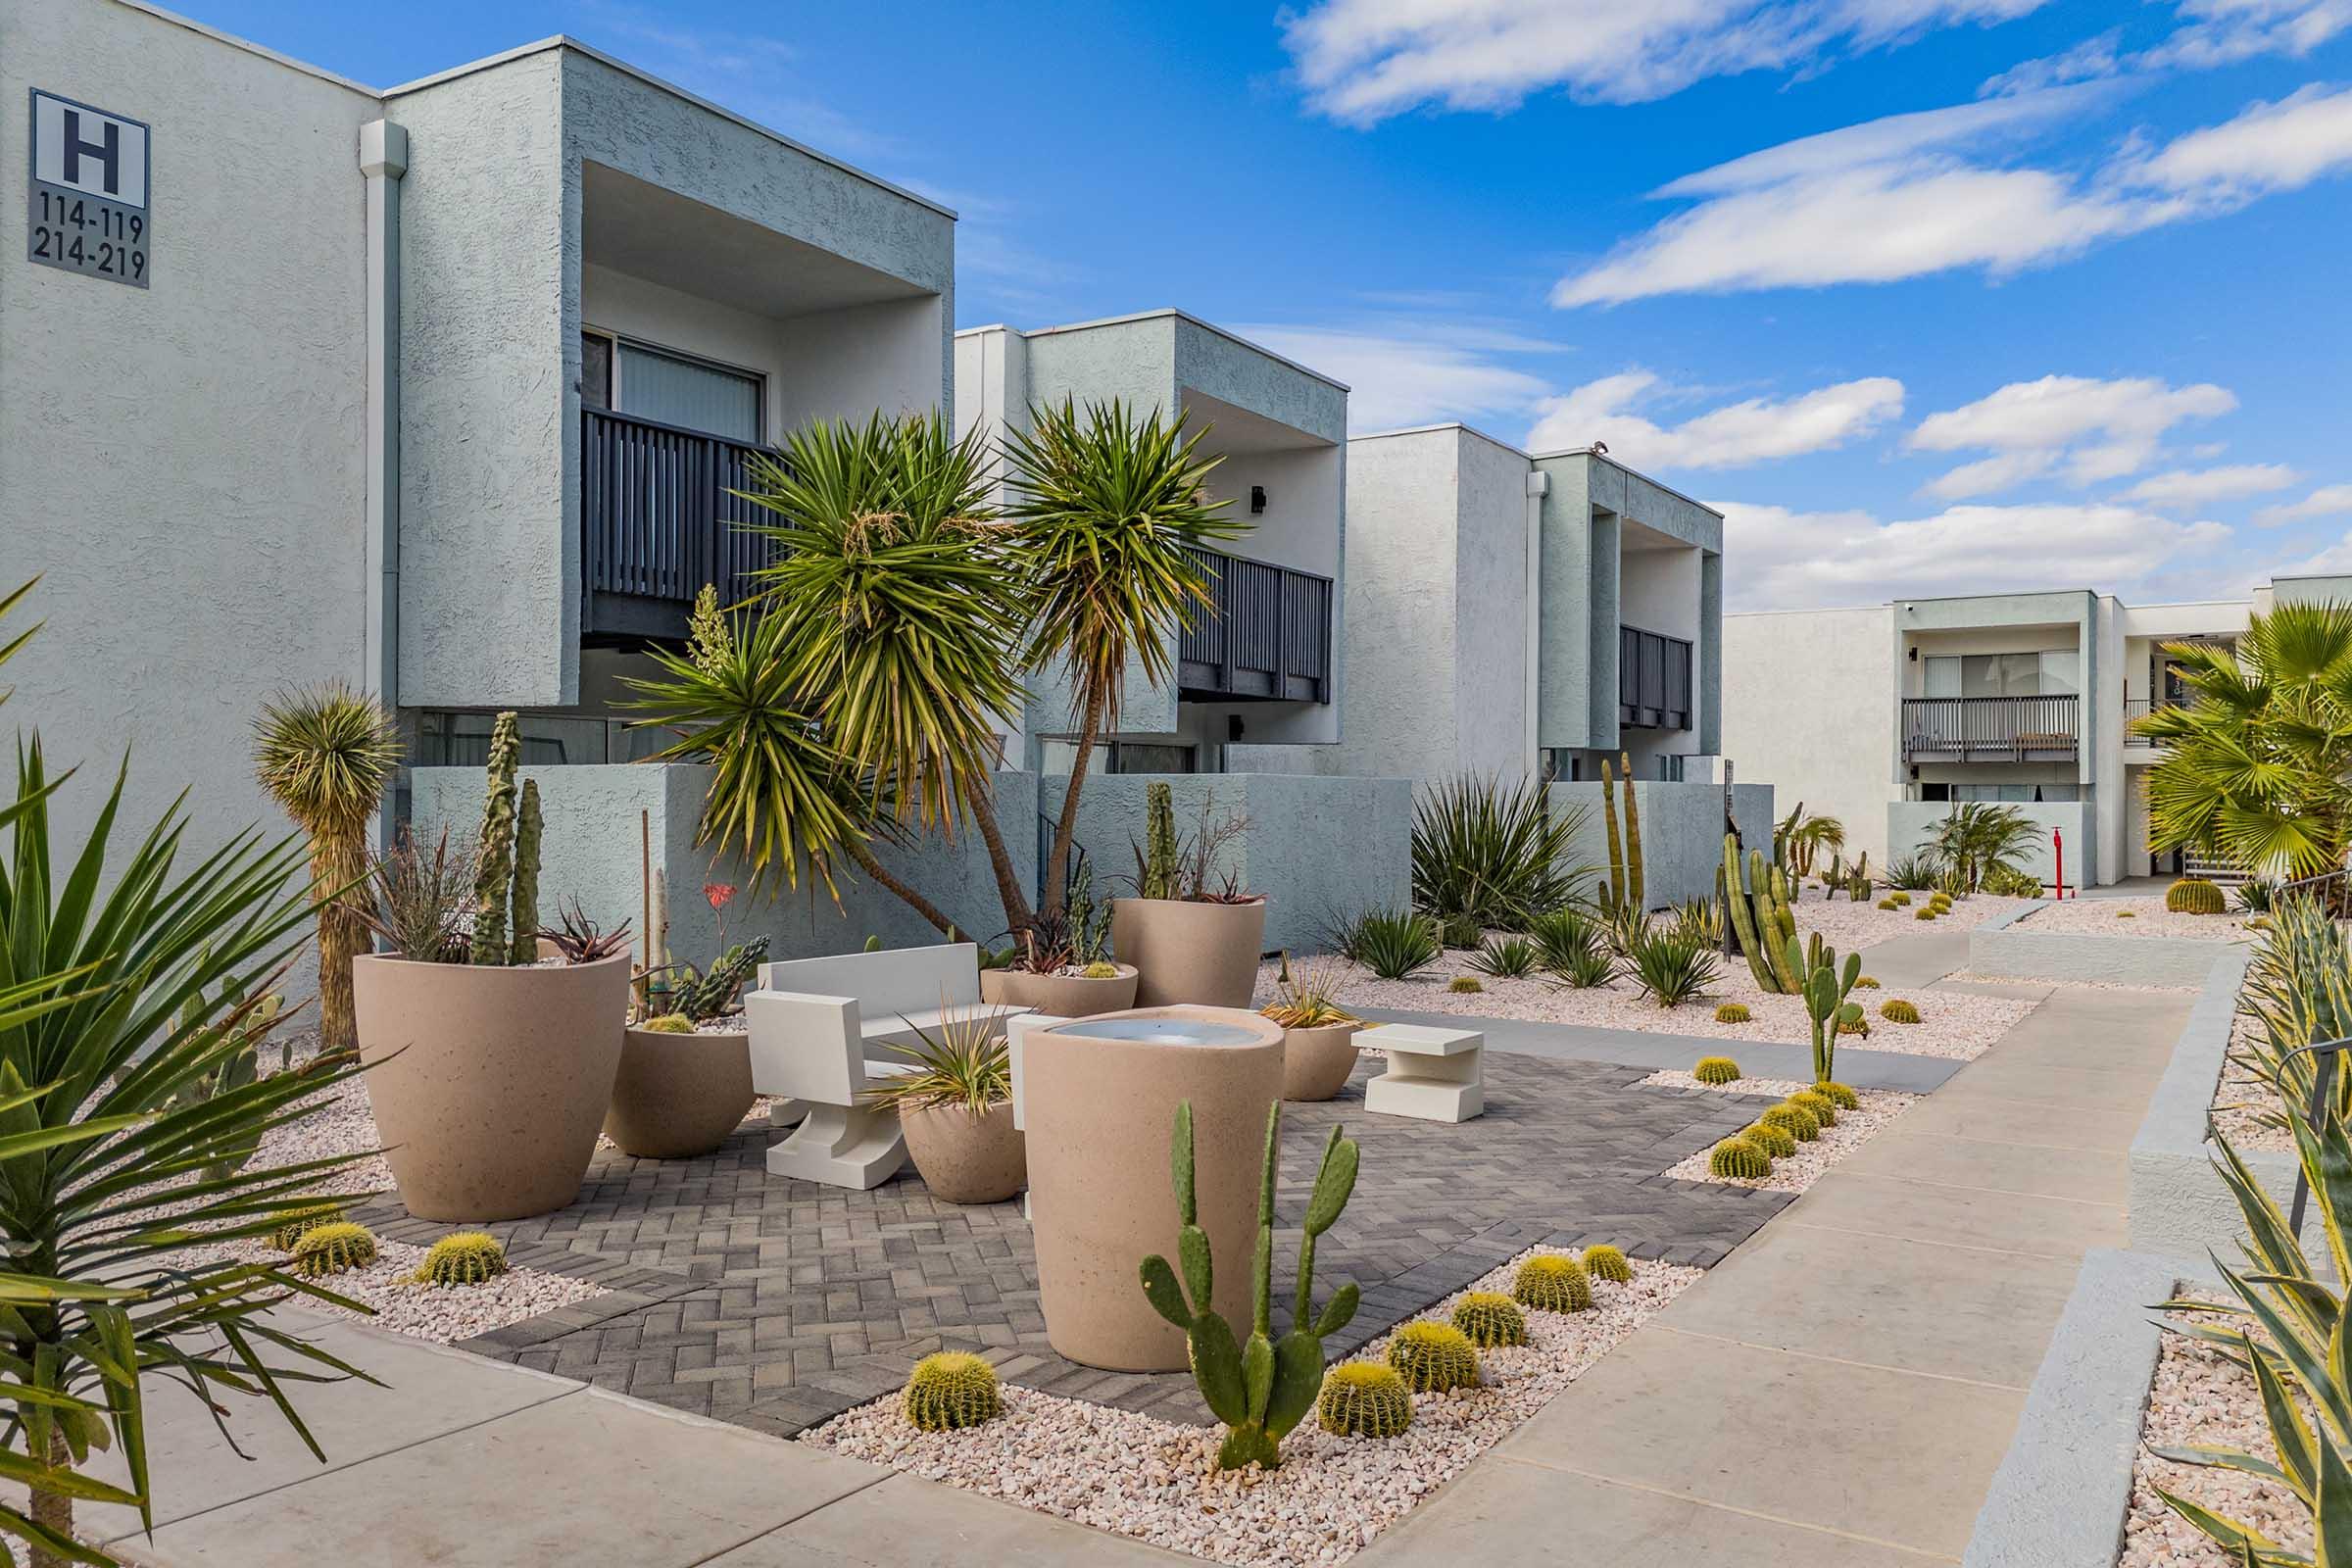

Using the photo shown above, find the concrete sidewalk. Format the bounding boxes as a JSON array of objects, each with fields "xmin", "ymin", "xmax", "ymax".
[{"xmin": 1355, "ymin": 980, "xmax": 2193, "ymax": 1565}]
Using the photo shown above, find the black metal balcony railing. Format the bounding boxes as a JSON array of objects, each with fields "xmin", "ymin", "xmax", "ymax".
[
  {"xmin": 1619, "ymin": 625, "xmax": 1693, "ymax": 731},
  {"xmin": 1901, "ymin": 695, "xmax": 2080, "ymax": 761},
  {"xmin": 1176, "ymin": 547, "xmax": 1334, "ymax": 704},
  {"xmin": 2123, "ymin": 696, "xmax": 2182, "ymax": 725},
  {"xmin": 581, "ymin": 408, "xmax": 777, "ymax": 641}
]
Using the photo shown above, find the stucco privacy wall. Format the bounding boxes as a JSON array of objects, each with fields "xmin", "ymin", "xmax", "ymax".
[
  {"xmin": 1889, "ymin": 800, "xmax": 2088, "ymax": 885},
  {"xmin": 0, "ymin": 0, "xmax": 376, "ymax": 858},
  {"xmin": 1037, "ymin": 773, "xmax": 1413, "ymax": 954},
  {"xmin": 409, "ymin": 764, "xmax": 1038, "ymax": 964},
  {"xmin": 1551, "ymin": 781, "xmax": 1775, "ymax": 911}
]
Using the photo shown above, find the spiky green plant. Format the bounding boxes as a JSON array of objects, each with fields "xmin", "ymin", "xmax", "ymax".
[
  {"xmin": 1583, "ymin": 1245, "xmax": 1633, "ymax": 1284},
  {"xmin": 415, "ymin": 1232, "xmax": 508, "ymax": 1288},
  {"xmin": 1448, "ymin": 975, "xmax": 1484, "ymax": 994},
  {"xmin": 1760, "ymin": 1102, "xmax": 1820, "ymax": 1141},
  {"xmin": 640, "ymin": 1013, "xmax": 694, "ymax": 1034},
  {"xmin": 1410, "ymin": 775, "xmax": 1594, "ymax": 932},
  {"xmin": 1789, "ymin": 1089, "xmax": 1838, "ymax": 1127},
  {"xmin": 1388, "ymin": 1322, "xmax": 1481, "ymax": 1393},
  {"xmin": 1618, "ymin": 753, "xmax": 1646, "ymax": 911},
  {"xmin": 1316, "ymin": 1363, "xmax": 1413, "ymax": 1438},
  {"xmin": 1529, "ymin": 907, "xmax": 1613, "ymax": 988},
  {"xmin": 1882, "ymin": 999, "xmax": 1922, "ymax": 1024},
  {"xmin": 1816, "ymin": 1082, "xmax": 1860, "ymax": 1110},
  {"xmin": 903, "ymin": 1351, "xmax": 1002, "ymax": 1431},
  {"xmin": 863, "ymin": 1004, "xmax": 1009, "ymax": 1116},
  {"xmin": 1139, "ymin": 781, "xmax": 1181, "ymax": 901},
  {"xmin": 1743, "ymin": 1120, "xmax": 1797, "ymax": 1158},
  {"xmin": 1626, "ymin": 922, "xmax": 1721, "ymax": 1008},
  {"xmin": 1510, "ymin": 1253, "xmax": 1592, "ymax": 1313},
  {"xmin": 1914, "ymin": 906, "xmax": 1938, "ymax": 921},
  {"xmin": 671, "ymin": 937, "xmax": 770, "ymax": 1023},
  {"xmin": 1261, "ymin": 955, "xmax": 1357, "ymax": 1030},
  {"xmin": 1693, "ymin": 1054, "xmax": 1742, "ymax": 1084},
  {"xmin": 1139, "ymin": 1101, "xmax": 1361, "ymax": 1471},
  {"xmin": 2167, "ymin": 877, "xmax": 2228, "ymax": 914},
  {"xmin": 1876, "ymin": 896, "xmax": 1899, "ymax": 910},
  {"xmin": 1709, "ymin": 1138, "xmax": 1774, "ymax": 1178},
  {"xmin": 1787, "ymin": 933, "xmax": 1863, "ymax": 1086},
  {"xmin": 1724, "ymin": 837, "xmax": 1800, "ymax": 995},
  {"xmin": 468, "ymin": 711, "xmax": 520, "ymax": 965},
  {"xmin": 1450, "ymin": 1292, "xmax": 1528, "ymax": 1348},
  {"xmin": 1347, "ymin": 906, "xmax": 1441, "ymax": 981},
  {"xmin": 1712, "ymin": 1003, "xmax": 1751, "ymax": 1025},
  {"xmin": 1855, "ymin": 974, "xmax": 1882, "ymax": 988},
  {"xmin": 1600, "ymin": 758, "xmax": 1626, "ymax": 912},
  {"xmin": 507, "ymin": 779, "xmax": 543, "ymax": 965},
  {"xmin": 290, "ymin": 1222, "xmax": 378, "ymax": 1279},
  {"xmin": 1469, "ymin": 935, "xmax": 1540, "ymax": 979},
  {"xmin": 251, "ymin": 683, "xmax": 400, "ymax": 1053},
  {"xmin": 268, "ymin": 1202, "xmax": 347, "ymax": 1253}
]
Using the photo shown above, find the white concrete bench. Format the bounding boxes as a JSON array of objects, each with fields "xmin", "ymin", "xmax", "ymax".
[
  {"xmin": 1357, "ymin": 1023, "xmax": 1485, "ymax": 1122},
  {"xmin": 746, "ymin": 943, "xmax": 1030, "ymax": 1189}
]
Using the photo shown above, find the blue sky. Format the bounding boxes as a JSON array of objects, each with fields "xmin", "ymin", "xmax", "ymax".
[{"xmin": 197, "ymin": 0, "xmax": 2352, "ymax": 609}]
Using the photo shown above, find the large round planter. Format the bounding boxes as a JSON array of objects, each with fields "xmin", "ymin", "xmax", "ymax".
[
  {"xmin": 604, "ymin": 1025, "xmax": 755, "ymax": 1159},
  {"xmin": 352, "ymin": 951, "xmax": 631, "ymax": 1222},
  {"xmin": 1110, "ymin": 899, "xmax": 1268, "ymax": 1008},
  {"xmin": 1022, "ymin": 1005, "xmax": 1284, "ymax": 1370},
  {"xmin": 901, "ymin": 1100, "xmax": 1026, "ymax": 1203},
  {"xmin": 980, "ymin": 964, "xmax": 1140, "ymax": 1016},
  {"xmin": 1280, "ymin": 1022, "xmax": 1362, "ymax": 1102}
]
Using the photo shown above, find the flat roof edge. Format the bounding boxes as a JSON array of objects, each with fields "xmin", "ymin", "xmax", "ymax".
[
  {"xmin": 1019, "ymin": 310, "xmax": 1351, "ymax": 394},
  {"xmin": 106, "ymin": 0, "xmax": 380, "ymax": 96}
]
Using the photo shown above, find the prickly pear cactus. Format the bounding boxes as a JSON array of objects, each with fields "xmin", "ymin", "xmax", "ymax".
[
  {"xmin": 1387, "ymin": 1322, "xmax": 1481, "ymax": 1394},
  {"xmin": 1450, "ymin": 1292, "xmax": 1529, "ymax": 1348},
  {"xmin": 1510, "ymin": 1253, "xmax": 1592, "ymax": 1313},
  {"xmin": 903, "ymin": 1351, "xmax": 1003, "ymax": 1431},
  {"xmin": 1316, "ymin": 1363, "xmax": 1413, "ymax": 1438}
]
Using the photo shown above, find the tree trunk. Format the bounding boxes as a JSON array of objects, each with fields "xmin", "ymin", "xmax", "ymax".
[
  {"xmin": 27, "ymin": 1425, "xmax": 70, "ymax": 1568},
  {"xmin": 845, "ymin": 778, "xmax": 1034, "ymax": 943},
  {"xmin": 843, "ymin": 840, "xmax": 956, "ymax": 936},
  {"xmin": 314, "ymin": 831, "xmax": 368, "ymax": 1054},
  {"xmin": 1040, "ymin": 681, "xmax": 1108, "ymax": 918}
]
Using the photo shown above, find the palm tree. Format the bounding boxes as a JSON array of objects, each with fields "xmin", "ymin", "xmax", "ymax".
[
  {"xmin": 1004, "ymin": 398, "xmax": 1243, "ymax": 914},
  {"xmin": 252, "ymin": 686, "xmax": 400, "ymax": 1053},
  {"xmin": 2140, "ymin": 601, "xmax": 2352, "ymax": 881},
  {"xmin": 1924, "ymin": 802, "xmax": 2040, "ymax": 893}
]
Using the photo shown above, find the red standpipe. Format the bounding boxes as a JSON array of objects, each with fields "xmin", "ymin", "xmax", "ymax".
[{"xmin": 2053, "ymin": 829, "xmax": 2065, "ymax": 900}]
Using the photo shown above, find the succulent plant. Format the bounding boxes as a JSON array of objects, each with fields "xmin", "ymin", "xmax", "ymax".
[
  {"xmin": 2166, "ymin": 877, "xmax": 2227, "ymax": 914},
  {"xmin": 903, "ymin": 1351, "xmax": 1003, "ymax": 1431},
  {"xmin": 1712, "ymin": 1003, "xmax": 1751, "ymax": 1024},
  {"xmin": 1582, "ymin": 1245, "xmax": 1633, "ymax": 1284},
  {"xmin": 289, "ymin": 1221, "xmax": 378, "ymax": 1278},
  {"xmin": 1081, "ymin": 960, "xmax": 1120, "ymax": 979},
  {"xmin": 1876, "ymin": 897, "xmax": 1899, "ymax": 909},
  {"xmin": 1837, "ymin": 1013, "xmax": 1870, "ymax": 1036},
  {"xmin": 1887, "ymin": 893, "xmax": 1912, "ymax": 907},
  {"xmin": 1387, "ymin": 1321, "xmax": 1481, "ymax": 1394},
  {"xmin": 268, "ymin": 1202, "xmax": 346, "ymax": 1253},
  {"xmin": 470, "ymin": 712, "xmax": 520, "ymax": 965},
  {"xmin": 641, "ymin": 1013, "xmax": 694, "ymax": 1033},
  {"xmin": 1511, "ymin": 1253, "xmax": 1592, "ymax": 1313},
  {"xmin": 1693, "ymin": 1054, "xmax": 1741, "ymax": 1084},
  {"xmin": 415, "ymin": 1231, "xmax": 508, "ymax": 1287},
  {"xmin": 1139, "ymin": 1101, "xmax": 1361, "ymax": 1471},
  {"xmin": 1450, "ymin": 1291, "xmax": 1529, "ymax": 1348},
  {"xmin": 1316, "ymin": 1363, "xmax": 1413, "ymax": 1439},
  {"xmin": 1914, "ymin": 907, "xmax": 1938, "ymax": 921},
  {"xmin": 1139, "ymin": 781, "xmax": 1180, "ymax": 902},
  {"xmin": 1708, "ymin": 1138, "xmax": 1773, "ymax": 1179},
  {"xmin": 1787, "ymin": 932, "xmax": 1864, "ymax": 1086},
  {"xmin": 672, "ymin": 937, "xmax": 770, "ymax": 1022},
  {"xmin": 1881, "ymin": 999, "xmax": 1922, "ymax": 1024},
  {"xmin": 1448, "ymin": 975, "xmax": 1485, "ymax": 994},
  {"xmin": 1760, "ymin": 1102, "xmax": 1820, "ymax": 1141},
  {"xmin": 1854, "ymin": 975, "xmax": 1881, "ymax": 988},
  {"xmin": 1743, "ymin": 1120, "xmax": 1797, "ymax": 1158},
  {"xmin": 1929, "ymin": 892, "xmax": 1953, "ymax": 909},
  {"xmin": 1723, "ymin": 837, "xmax": 1800, "ymax": 995},
  {"xmin": 1789, "ymin": 1089, "xmax": 1838, "ymax": 1127},
  {"xmin": 2118, "ymin": 909, "xmax": 2138, "ymax": 918},
  {"xmin": 1816, "ymin": 1081, "xmax": 1860, "ymax": 1110}
]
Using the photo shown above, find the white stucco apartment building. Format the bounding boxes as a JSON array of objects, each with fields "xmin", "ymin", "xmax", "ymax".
[{"xmin": 1722, "ymin": 575, "xmax": 2352, "ymax": 888}]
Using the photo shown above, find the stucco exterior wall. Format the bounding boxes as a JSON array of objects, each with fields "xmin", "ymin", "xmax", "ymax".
[
  {"xmin": 1322, "ymin": 429, "xmax": 1464, "ymax": 782},
  {"xmin": 1551, "ymin": 779, "xmax": 1774, "ymax": 910},
  {"xmin": 0, "ymin": 0, "xmax": 376, "ymax": 855},
  {"xmin": 766, "ymin": 295, "xmax": 945, "ymax": 431},
  {"xmin": 1721, "ymin": 607, "xmax": 1896, "ymax": 864}
]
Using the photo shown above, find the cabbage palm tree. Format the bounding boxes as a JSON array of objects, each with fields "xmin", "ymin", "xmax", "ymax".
[
  {"xmin": 252, "ymin": 685, "xmax": 400, "ymax": 1053},
  {"xmin": 2139, "ymin": 601, "xmax": 2352, "ymax": 880}
]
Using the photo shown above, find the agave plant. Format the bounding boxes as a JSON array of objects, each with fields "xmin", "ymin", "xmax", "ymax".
[
  {"xmin": 1410, "ymin": 774, "xmax": 1592, "ymax": 931},
  {"xmin": 1884, "ymin": 854, "xmax": 1937, "ymax": 891},
  {"xmin": 1468, "ymin": 936, "xmax": 1541, "ymax": 979},
  {"xmin": 1528, "ymin": 907, "xmax": 1614, "ymax": 989},
  {"xmin": 1346, "ymin": 906, "xmax": 1441, "ymax": 981},
  {"xmin": 863, "ymin": 1003, "xmax": 1010, "ymax": 1115},
  {"xmin": 1261, "ymin": 955, "xmax": 1357, "ymax": 1030},
  {"xmin": 1624, "ymin": 922, "xmax": 1721, "ymax": 1007}
]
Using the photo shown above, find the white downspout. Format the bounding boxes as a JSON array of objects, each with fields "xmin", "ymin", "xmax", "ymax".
[
  {"xmin": 1525, "ymin": 468, "xmax": 1548, "ymax": 776},
  {"xmin": 360, "ymin": 120, "xmax": 406, "ymax": 846}
]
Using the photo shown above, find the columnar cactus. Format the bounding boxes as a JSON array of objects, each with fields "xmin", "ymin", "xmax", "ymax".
[
  {"xmin": 2167, "ymin": 877, "xmax": 2227, "ymax": 914},
  {"xmin": 1709, "ymin": 1138, "xmax": 1773, "ymax": 1179},
  {"xmin": 1316, "ymin": 1363, "xmax": 1413, "ymax": 1438},
  {"xmin": 416, "ymin": 1231, "xmax": 509, "ymax": 1287},
  {"xmin": 903, "ymin": 1351, "xmax": 1003, "ymax": 1431},
  {"xmin": 1511, "ymin": 1253, "xmax": 1592, "ymax": 1313},
  {"xmin": 1694, "ymin": 1054, "xmax": 1742, "ymax": 1083},
  {"xmin": 1139, "ymin": 781, "xmax": 1180, "ymax": 901},
  {"xmin": 470, "ymin": 711, "xmax": 520, "ymax": 965},
  {"xmin": 506, "ymin": 777, "xmax": 544, "ymax": 965},
  {"xmin": 1761, "ymin": 1102, "xmax": 1820, "ymax": 1141},
  {"xmin": 1723, "ymin": 834, "xmax": 1798, "ymax": 995},
  {"xmin": 1601, "ymin": 758, "xmax": 1626, "ymax": 912},
  {"xmin": 1451, "ymin": 1292, "xmax": 1529, "ymax": 1348},
  {"xmin": 1388, "ymin": 1322, "xmax": 1481, "ymax": 1393},
  {"xmin": 1619, "ymin": 752, "xmax": 1645, "ymax": 913},
  {"xmin": 290, "ymin": 1221, "xmax": 378, "ymax": 1278},
  {"xmin": 1882, "ymin": 999, "xmax": 1922, "ymax": 1024},
  {"xmin": 1583, "ymin": 1245, "xmax": 1633, "ymax": 1284},
  {"xmin": 1140, "ymin": 1100, "xmax": 1361, "ymax": 1471},
  {"xmin": 1744, "ymin": 1120, "xmax": 1797, "ymax": 1158}
]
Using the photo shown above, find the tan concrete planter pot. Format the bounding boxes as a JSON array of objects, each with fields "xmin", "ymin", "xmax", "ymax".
[
  {"xmin": 900, "ymin": 1100, "xmax": 1025, "ymax": 1204},
  {"xmin": 981, "ymin": 964, "xmax": 1140, "ymax": 1016},
  {"xmin": 1279, "ymin": 1021, "xmax": 1362, "ymax": 1102},
  {"xmin": 352, "ymin": 951, "xmax": 631, "ymax": 1222},
  {"xmin": 603, "ymin": 1024, "xmax": 755, "ymax": 1159},
  {"xmin": 1022, "ymin": 1005, "xmax": 1283, "ymax": 1370},
  {"xmin": 1111, "ymin": 899, "xmax": 1268, "ymax": 1008}
]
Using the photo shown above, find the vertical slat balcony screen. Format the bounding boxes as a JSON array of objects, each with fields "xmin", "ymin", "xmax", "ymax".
[
  {"xmin": 1900, "ymin": 695, "xmax": 2081, "ymax": 761},
  {"xmin": 1175, "ymin": 546, "xmax": 1334, "ymax": 704},
  {"xmin": 581, "ymin": 407, "xmax": 774, "ymax": 641},
  {"xmin": 1618, "ymin": 626, "xmax": 1694, "ymax": 730}
]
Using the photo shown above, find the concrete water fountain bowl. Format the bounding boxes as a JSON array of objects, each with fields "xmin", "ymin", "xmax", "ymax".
[{"xmin": 1021, "ymin": 1005, "xmax": 1284, "ymax": 1370}]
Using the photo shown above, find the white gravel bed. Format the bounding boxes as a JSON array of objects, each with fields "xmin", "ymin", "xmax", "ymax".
[
  {"xmin": 2015, "ymin": 895, "xmax": 2256, "ymax": 941},
  {"xmin": 2209, "ymin": 1010, "xmax": 2292, "ymax": 1153},
  {"xmin": 1263, "ymin": 954, "xmax": 2032, "ymax": 1062},
  {"xmin": 1940, "ymin": 969, "xmax": 2196, "ymax": 994},
  {"xmin": 2123, "ymin": 1293, "xmax": 2310, "ymax": 1567},
  {"xmin": 1785, "ymin": 881, "xmax": 2034, "ymax": 941},
  {"xmin": 192, "ymin": 1234, "xmax": 608, "ymax": 1344},
  {"xmin": 1646, "ymin": 1070, "xmax": 1919, "ymax": 1194},
  {"xmin": 802, "ymin": 1249, "xmax": 1700, "ymax": 1566}
]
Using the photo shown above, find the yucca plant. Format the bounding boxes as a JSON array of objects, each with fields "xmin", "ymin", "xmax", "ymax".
[
  {"xmin": 0, "ymin": 584, "xmax": 383, "ymax": 1567},
  {"xmin": 1410, "ymin": 774, "xmax": 1592, "ymax": 931},
  {"xmin": 1885, "ymin": 854, "xmax": 1936, "ymax": 891},
  {"xmin": 1530, "ymin": 907, "xmax": 1615, "ymax": 989},
  {"xmin": 1347, "ymin": 906, "xmax": 1441, "ymax": 981},
  {"xmin": 1262, "ymin": 955, "xmax": 1357, "ymax": 1030},
  {"xmin": 1624, "ymin": 922, "xmax": 1720, "ymax": 1007},
  {"xmin": 1468, "ymin": 936, "xmax": 1540, "ymax": 979},
  {"xmin": 862, "ymin": 1002, "xmax": 1010, "ymax": 1115}
]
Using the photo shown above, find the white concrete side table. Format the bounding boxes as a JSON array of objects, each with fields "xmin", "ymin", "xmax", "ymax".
[{"xmin": 1357, "ymin": 1023, "xmax": 1485, "ymax": 1122}]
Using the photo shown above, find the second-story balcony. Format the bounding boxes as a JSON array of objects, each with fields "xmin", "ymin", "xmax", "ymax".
[
  {"xmin": 1177, "ymin": 546, "xmax": 1334, "ymax": 704},
  {"xmin": 1902, "ymin": 695, "xmax": 2080, "ymax": 762},
  {"xmin": 1620, "ymin": 625, "xmax": 1694, "ymax": 731},
  {"xmin": 580, "ymin": 407, "xmax": 778, "ymax": 643}
]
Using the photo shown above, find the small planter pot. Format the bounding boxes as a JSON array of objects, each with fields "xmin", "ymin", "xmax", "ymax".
[
  {"xmin": 352, "ymin": 950, "xmax": 631, "ymax": 1222},
  {"xmin": 981, "ymin": 963, "xmax": 1140, "ymax": 1016},
  {"xmin": 899, "ymin": 1100, "xmax": 1026, "ymax": 1204},
  {"xmin": 604, "ymin": 1024, "xmax": 756, "ymax": 1159},
  {"xmin": 1111, "ymin": 898, "xmax": 1268, "ymax": 1008},
  {"xmin": 1279, "ymin": 1021, "xmax": 1362, "ymax": 1102}
]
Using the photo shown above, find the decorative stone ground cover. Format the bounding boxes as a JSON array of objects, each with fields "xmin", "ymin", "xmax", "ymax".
[{"xmin": 2018, "ymin": 896, "xmax": 2257, "ymax": 941}]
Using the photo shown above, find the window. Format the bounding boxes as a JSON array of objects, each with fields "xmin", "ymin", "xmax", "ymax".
[
  {"xmin": 581, "ymin": 329, "xmax": 763, "ymax": 442},
  {"xmin": 414, "ymin": 710, "xmax": 667, "ymax": 768},
  {"xmin": 1038, "ymin": 740, "xmax": 1197, "ymax": 776},
  {"xmin": 1923, "ymin": 781, "xmax": 2081, "ymax": 804},
  {"xmin": 581, "ymin": 332, "xmax": 612, "ymax": 410},
  {"xmin": 1923, "ymin": 650, "xmax": 2078, "ymax": 698}
]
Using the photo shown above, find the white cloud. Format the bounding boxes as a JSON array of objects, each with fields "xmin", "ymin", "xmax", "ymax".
[
  {"xmin": 1552, "ymin": 82, "xmax": 2352, "ymax": 306},
  {"xmin": 2139, "ymin": 0, "xmax": 2352, "ymax": 70},
  {"xmin": 2122, "ymin": 463, "xmax": 2299, "ymax": 508},
  {"xmin": 2256, "ymin": 483, "xmax": 2352, "ymax": 525},
  {"xmin": 2278, "ymin": 528, "xmax": 2352, "ymax": 574},
  {"xmin": 1979, "ymin": 30, "xmax": 2124, "ymax": 96},
  {"xmin": 1231, "ymin": 321, "xmax": 1561, "ymax": 432},
  {"xmin": 1906, "ymin": 374, "xmax": 2236, "ymax": 497},
  {"xmin": 1280, "ymin": 0, "xmax": 2048, "ymax": 124},
  {"xmin": 1719, "ymin": 498, "xmax": 2230, "ymax": 608},
  {"xmin": 1525, "ymin": 370, "xmax": 1905, "ymax": 468}
]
